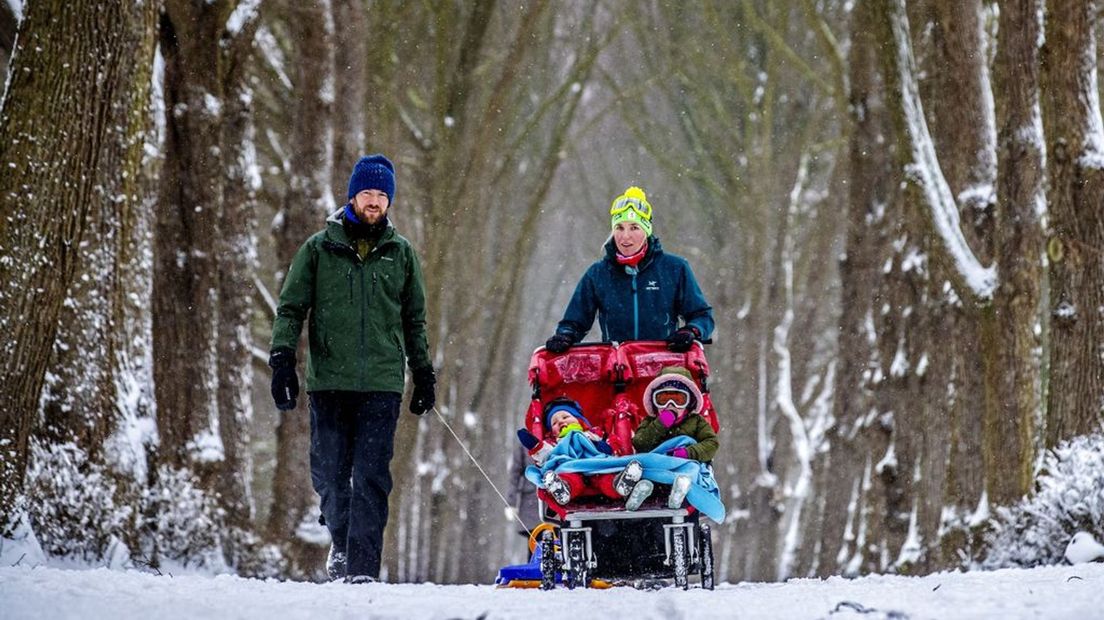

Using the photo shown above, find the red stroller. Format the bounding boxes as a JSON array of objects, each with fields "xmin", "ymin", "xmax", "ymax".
[{"xmin": 522, "ymin": 340, "xmax": 719, "ymax": 590}]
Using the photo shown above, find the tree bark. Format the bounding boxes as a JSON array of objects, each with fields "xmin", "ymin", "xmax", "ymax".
[
  {"xmin": 266, "ymin": 0, "xmax": 335, "ymax": 579},
  {"xmin": 330, "ymin": 0, "xmax": 367, "ymax": 200},
  {"xmin": 218, "ymin": 5, "xmax": 266, "ymax": 564},
  {"xmin": 982, "ymin": 0, "xmax": 1043, "ymax": 511},
  {"xmin": 818, "ymin": 0, "xmax": 892, "ymax": 575},
  {"xmin": 1041, "ymin": 0, "xmax": 1104, "ymax": 447},
  {"xmin": 154, "ymin": 0, "xmax": 228, "ymax": 475},
  {"xmin": 0, "ymin": 0, "xmax": 158, "ymax": 530},
  {"xmin": 921, "ymin": 0, "xmax": 995, "ymax": 571}
]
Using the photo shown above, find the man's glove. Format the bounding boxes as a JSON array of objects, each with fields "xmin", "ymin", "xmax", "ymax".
[
  {"xmin": 545, "ymin": 333, "xmax": 573, "ymax": 354},
  {"xmin": 668, "ymin": 447, "xmax": 689, "ymax": 459},
  {"xmin": 410, "ymin": 366, "xmax": 436, "ymax": 415},
  {"xmin": 666, "ymin": 326, "xmax": 700, "ymax": 353},
  {"xmin": 268, "ymin": 349, "xmax": 299, "ymax": 411}
]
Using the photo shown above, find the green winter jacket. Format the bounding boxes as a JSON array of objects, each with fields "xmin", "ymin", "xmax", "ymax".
[
  {"xmin": 270, "ymin": 209, "xmax": 431, "ymax": 393},
  {"xmin": 632, "ymin": 414, "xmax": 718, "ymax": 462}
]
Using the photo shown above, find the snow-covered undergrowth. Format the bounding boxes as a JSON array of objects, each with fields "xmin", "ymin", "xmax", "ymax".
[
  {"xmin": 983, "ymin": 433, "xmax": 1104, "ymax": 568},
  {"xmin": 24, "ymin": 440, "xmax": 234, "ymax": 571},
  {"xmin": 26, "ymin": 441, "xmax": 135, "ymax": 563}
]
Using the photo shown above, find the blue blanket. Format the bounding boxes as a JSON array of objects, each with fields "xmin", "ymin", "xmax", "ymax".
[{"xmin": 524, "ymin": 432, "xmax": 726, "ymax": 522}]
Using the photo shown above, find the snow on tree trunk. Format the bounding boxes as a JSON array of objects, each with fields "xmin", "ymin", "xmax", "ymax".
[
  {"xmin": 1041, "ymin": 0, "xmax": 1104, "ymax": 448},
  {"xmin": 919, "ymin": 0, "xmax": 997, "ymax": 571},
  {"xmin": 0, "ymin": 0, "xmax": 158, "ymax": 533},
  {"xmin": 879, "ymin": 0, "xmax": 997, "ymax": 302}
]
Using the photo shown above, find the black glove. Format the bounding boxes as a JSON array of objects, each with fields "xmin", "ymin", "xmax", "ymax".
[
  {"xmin": 268, "ymin": 349, "xmax": 299, "ymax": 411},
  {"xmin": 410, "ymin": 366, "xmax": 436, "ymax": 415},
  {"xmin": 545, "ymin": 333, "xmax": 573, "ymax": 354},
  {"xmin": 666, "ymin": 327, "xmax": 699, "ymax": 353}
]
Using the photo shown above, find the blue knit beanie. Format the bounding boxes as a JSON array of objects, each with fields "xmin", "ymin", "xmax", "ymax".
[
  {"xmin": 543, "ymin": 399, "xmax": 591, "ymax": 431},
  {"xmin": 347, "ymin": 154, "xmax": 396, "ymax": 203}
]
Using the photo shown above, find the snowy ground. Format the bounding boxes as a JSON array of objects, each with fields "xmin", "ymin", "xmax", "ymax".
[{"xmin": 2, "ymin": 562, "xmax": 1102, "ymax": 619}]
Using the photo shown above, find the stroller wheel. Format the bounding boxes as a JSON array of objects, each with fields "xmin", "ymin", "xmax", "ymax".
[
  {"xmin": 671, "ymin": 528, "xmax": 689, "ymax": 590},
  {"xmin": 699, "ymin": 523, "xmax": 715, "ymax": 590},
  {"xmin": 564, "ymin": 531, "xmax": 589, "ymax": 589},
  {"xmin": 539, "ymin": 529, "xmax": 557, "ymax": 591}
]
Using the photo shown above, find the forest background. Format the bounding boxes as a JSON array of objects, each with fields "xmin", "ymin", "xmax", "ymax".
[{"xmin": 1, "ymin": 0, "xmax": 1102, "ymax": 584}]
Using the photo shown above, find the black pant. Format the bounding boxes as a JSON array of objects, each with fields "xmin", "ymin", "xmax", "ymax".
[{"xmin": 309, "ymin": 390, "xmax": 401, "ymax": 579}]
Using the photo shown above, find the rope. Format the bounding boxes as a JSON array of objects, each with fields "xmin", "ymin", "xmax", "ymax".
[{"xmin": 431, "ymin": 406, "xmax": 533, "ymax": 537}]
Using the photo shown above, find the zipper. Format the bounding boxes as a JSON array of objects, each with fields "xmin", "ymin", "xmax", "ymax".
[
  {"xmin": 360, "ymin": 264, "xmax": 368, "ymax": 385},
  {"xmin": 346, "ymin": 268, "xmax": 354, "ymax": 304},
  {"xmin": 631, "ymin": 270, "xmax": 639, "ymax": 339}
]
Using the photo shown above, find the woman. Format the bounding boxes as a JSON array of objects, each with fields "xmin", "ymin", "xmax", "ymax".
[{"xmin": 545, "ymin": 186, "xmax": 714, "ymax": 353}]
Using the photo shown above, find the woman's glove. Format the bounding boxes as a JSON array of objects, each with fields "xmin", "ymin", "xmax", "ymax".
[
  {"xmin": 268, "ymin": 349, "xmax": 299, "ymax": 411},
  {"xmin": 666, "ymin": 327, "xmax": 699, "ymax": 353},
  {"xmin": 410, "ymin": 366, "xmax": 436, "ymax": 415},
  {"xmin": 668, "ymin": 447, "xmax": 689, "ymax": 459},
  {"xmin": 545, "ymin": 333, "xmax": 573, "ymax": 354}
]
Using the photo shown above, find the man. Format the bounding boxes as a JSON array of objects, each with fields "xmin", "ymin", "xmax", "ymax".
[{"xmin": 269, "ymin": 154, "xmax": 436, "ymax": 583}]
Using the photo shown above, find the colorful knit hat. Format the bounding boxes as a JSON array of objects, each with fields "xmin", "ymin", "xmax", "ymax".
[
  {"xmin": 348, "ymin": 154, "xmax": 396, "ymax": 202},
  {"xmin": 543, "ymin": 397, "xmax": 591, "ymax": 431},
  {"xmin": 643, "ymin": 366, "xmax": 702, "ymax": 416},
  {"xmin": 610, "ymin": 186, "xmax": 653, "ymax": 237}
]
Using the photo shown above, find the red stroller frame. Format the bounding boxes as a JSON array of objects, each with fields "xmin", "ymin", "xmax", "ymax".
[{"xmin": 525, "ymin": 340, "xmax": 718, "ymax": 590}]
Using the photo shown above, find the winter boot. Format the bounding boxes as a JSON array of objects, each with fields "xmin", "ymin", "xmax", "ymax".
[
  {"xmin": 624, "ymin": 479, "xmax": 654, "ymax": 511},
  {"xmin": 543, "ymin": 470, "xmax": 573, "ymax": 506},
  {"xmin": 613, "ymin": 460, "xmax": 644, "ymax": 497},
  {"xmin": 326, "ymin": 544, "xmax": 347, "ymax": 581},
  {"xmin": 344, "ymin": 575, "xmax": 376, "ymax": 584},
  {"xmin": 667, "ymin": 475, "xmax": 692, "ymax": 509}
]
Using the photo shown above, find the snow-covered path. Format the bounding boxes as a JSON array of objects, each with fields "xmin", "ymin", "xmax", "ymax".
[{"xmin": 2, "ymin": 562, "xmax": 1102, "ymax": 619}]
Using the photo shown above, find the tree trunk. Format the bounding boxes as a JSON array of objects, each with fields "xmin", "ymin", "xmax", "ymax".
[
  {"xmin": 266, "ymin": 0, "xmax": 335, "ymax": 579},
  {"xmin": 1041, "ymin": 0, "xmax": 1104, "ymax": 447},
  {"xmin": 817, "ymin": 0, "xmax": 892, "ymax": 576},
  {"xmin": 218, "ymin": 7, "xmax": 266, "ymax": 566},
  {"xmin": 0, "ymin": 0, "xmax": 158, "ymax": 530},
  {"xmin": 330, "ymin": 0, "xmax": 367, "ymax": 200},
  {"xmin": 982, "ymin": 0, "xmax": 1043, "ymax": 510},
  {"xmin": 154, "ymin": 0, "xmax": 228, "ymax": 476},
  {"xmin": 921, "ymin": 0, "xmax": 995, "ymax": 571}
]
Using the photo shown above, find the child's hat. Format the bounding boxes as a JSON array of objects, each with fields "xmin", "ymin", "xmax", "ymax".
[
  {"xmin": 543, "ymin": 396, "xmax": 591, "ymax": 430},
  {"xmin": 610, "ymin": 186, "xmax": 654, "ymax": 237},
  {"xmin": 644, "ymin": 366, "xmax": 703, "ymax": 416}
]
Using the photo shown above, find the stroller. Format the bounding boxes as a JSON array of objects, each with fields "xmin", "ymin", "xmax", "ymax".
[{"xmin": 498, "ymin": 340, "xmax": 720, "ymax": 590}]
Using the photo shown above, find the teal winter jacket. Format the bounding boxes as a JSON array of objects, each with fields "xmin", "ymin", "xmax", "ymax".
[{"xmin": 554, "ymin": 237, "xmax": 714, "ymax": 343}]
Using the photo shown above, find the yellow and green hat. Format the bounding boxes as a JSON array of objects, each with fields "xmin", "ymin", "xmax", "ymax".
[{"xmin": 610, "ymin": 186, "xmax": 653, "ymax": 237}]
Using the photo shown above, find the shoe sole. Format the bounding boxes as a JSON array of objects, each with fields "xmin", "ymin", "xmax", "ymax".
[
  {"xmin": 614, "ymin": 460, "xmax": 644, "ymax": 496},
  {"xmin": 667, "ymin": 475, "xmax": 691, "ymax": 509},
  {"xmin": 544, "ymin": 471, "xmax": 572, "ymax": 505},
  {"xmin": 625, "ymin": 480, "xmax": 654, "ymax": 511}
]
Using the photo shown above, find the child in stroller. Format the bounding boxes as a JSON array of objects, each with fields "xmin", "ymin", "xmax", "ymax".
[
  {"xmin": 632, "ymin": 366, "xmax": 719, "ymax": 509},
  {"xmin": 517, "ymin": 397, "xmax": 651, "ymax": 509}
]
